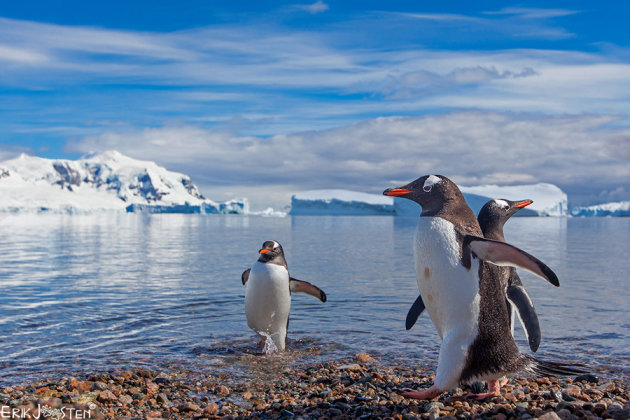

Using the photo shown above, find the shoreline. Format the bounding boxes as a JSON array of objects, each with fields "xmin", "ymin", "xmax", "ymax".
[{"xmin": 1, "ymin": 354, "xmax": 629, "ymax": 419}]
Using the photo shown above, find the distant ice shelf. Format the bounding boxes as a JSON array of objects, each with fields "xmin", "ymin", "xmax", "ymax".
[
  {"xmin": 0, "ymin": 150, "xmax": 248, "ymax": 214},
  {"xmin": 571, "ymin": 201, "xmax": 630, "ymax": 217},
  {"xmin": 290, "ymin": 189, "xmax": 394, "ymax": 215},
  {"xmin": 291, "ymin": 183, "xmax": 569, "ymax": 216}
]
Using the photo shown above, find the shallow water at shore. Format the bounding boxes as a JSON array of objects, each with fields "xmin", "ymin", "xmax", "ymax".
[{"xmin": 0, "ymin": 214, "xmax": 628, "ymax": 385}]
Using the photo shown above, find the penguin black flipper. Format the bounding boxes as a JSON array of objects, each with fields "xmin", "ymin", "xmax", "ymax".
[
  {"xmin": 289, "ymin": 278, "xmax": 327, "ymax": 302},
  {"xmin": 241, "ymin": 268, "xmax": 251, "ymax": 285},
  {"xmin": 462, "ymin": 236, "xmax": 560, "ymax": 287},
  {"xmin": 406, "ymin": 294, "xmax": 426, "ymax": 330},
  {"xmin": 507, "ymin": 284, "xmax": 541, "ymax": 352}
]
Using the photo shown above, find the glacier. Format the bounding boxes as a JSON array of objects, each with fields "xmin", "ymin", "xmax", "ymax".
[
  {"xmin": 571, "ymin": 201, "xmax": 630, "ymax": 217},
  {"xmin": 0, "ymin": 151, "xmax": 248, "ymax": 214},
  {"xmin": 291, "ymin": 183, "xmax": 569, "ymax": 216}
]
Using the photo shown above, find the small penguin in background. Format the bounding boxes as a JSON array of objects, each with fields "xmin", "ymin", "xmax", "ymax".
[
  {"xmin": 405, "ymin": 198, "xmax": 542, "ymax": 353},
  {"xmin": 477, "ymin": 198, "xmax": 541, "ymax": 352},
  {"xmin": 384, "ymin": 175, "xmax": 584, "ymax": 400},
  {"xmin": 241, "ymin": 240, "xmax": 327, "ymax": 352}
]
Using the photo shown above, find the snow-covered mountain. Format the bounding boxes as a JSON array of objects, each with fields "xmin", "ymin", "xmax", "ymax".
[
  {"xmin": 291, "ymin": 183, "xmax": 569, "ymax": 216},
  {"xmin": 571, "ymin": 201, "xmax": 630, "ymax": 217},
  {"xmin": 0, "ymin": 151, "xmax": 248, "ymax": 214}
]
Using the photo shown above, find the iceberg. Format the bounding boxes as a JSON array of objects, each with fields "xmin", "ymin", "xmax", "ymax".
[
  {"xmin": 291, "ymin": 183, "xmax": 568, "ymax": 217},
  {"xmin": 570, "ymin": 201, "xmax": 630, "ymax": 217},
  {"xmin": 290, "ymin": 189, "xmax": 395, "ymax": 215},
  {"xmin": 0, "ymin": 150, "xmax": 248, "ymax": 214},
  {"xmin": 395, "ymin": 183, "xmax": 568, "ymax": 217}
]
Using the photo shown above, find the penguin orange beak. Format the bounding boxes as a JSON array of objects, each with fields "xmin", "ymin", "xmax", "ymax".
[
  {"xmin": 514, "ymin": 199, "xmax": 533, "ymax": 208},
  {"xmin": 259, "ymin": 249, "xmax": 271, "ymax": 254},
  {"xmin": 383, "ymin": 188, "xmax": 413, "ymax": 197}
]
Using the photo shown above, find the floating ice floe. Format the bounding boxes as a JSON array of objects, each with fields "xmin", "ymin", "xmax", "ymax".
[{"xmin": 571, "ymin": 201, "xmax": 630, "ymax": 217}]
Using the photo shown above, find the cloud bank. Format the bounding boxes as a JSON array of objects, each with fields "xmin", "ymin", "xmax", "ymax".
[{"xmin": 66, "ymin": 111, "xmax": 630, "ymax": 208}]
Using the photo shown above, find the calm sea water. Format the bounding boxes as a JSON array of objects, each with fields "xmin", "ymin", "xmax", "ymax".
[{"xmin": 0, "ymin": 214, "xmax": 628, "ymax": 385}]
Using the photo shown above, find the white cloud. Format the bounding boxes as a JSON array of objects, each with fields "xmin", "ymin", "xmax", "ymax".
[
  {"xmin": 0, "ymin": 43, "xmax": 48, "ymax": 64},
  {"xmin": 294, "ymin": 1, "xmax": 329, "ymax": 14},
  {"xmin": 484, "ymin": 7, "xmax": 578, "ymax": 19},
  {"xmin": 1, "ymin": 15, "xmax": 629, "ymax": 119},
  {"xmin": 65, "ymin": 111, "xmax": 630, "ymax": 208}
]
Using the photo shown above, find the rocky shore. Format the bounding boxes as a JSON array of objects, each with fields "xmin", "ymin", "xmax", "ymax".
[{"xmin": 1, "ymin": 354, "xmax": 628, "ymax": 419}]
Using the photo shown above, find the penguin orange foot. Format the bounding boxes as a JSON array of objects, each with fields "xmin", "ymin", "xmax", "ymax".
[
  {"xmin": 402, "ymin": 385, "xmax": 442, "ymax": 400},
  {"xmin": 465, "ymin": 379, "xmax": 502, "ymax": 400}
]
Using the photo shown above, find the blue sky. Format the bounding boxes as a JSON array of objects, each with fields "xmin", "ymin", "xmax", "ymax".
[{"xmin": 1, "ymin": 1, "xmax": 629, "ymax": 208}]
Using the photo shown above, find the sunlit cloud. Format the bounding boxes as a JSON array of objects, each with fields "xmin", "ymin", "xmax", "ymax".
[{"xmin": 64, "ymin": 111, "xmax": 630, "ymax": 207}]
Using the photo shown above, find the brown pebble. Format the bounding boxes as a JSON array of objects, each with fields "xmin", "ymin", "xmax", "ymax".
[
  {"xmin": 538, "ymin": 411, "xmax": 561, "ymax": 420},
  {"xmin": 119, "ymin": 394, "xmax": 133, "ymax": 405},
  {"xmin": 215, "ymin": 385, "xmax": 230, "ymax": 396},
  {"xmin": 97, "ymin": 390, "xmax": 117, "ymax": 403},
  {"xmin": 204, "ymin": 403, "xmax": 219, "ymax": 415},
  {"xmin": 564, "ymin": 384, "xmax": 582, "ymax": 397},
  {"xmin": 179, "ymin": 402, "xmax": 200, "ymax": 412},
  {"xmin": 242, "ymin": 391, "xmax": 253, "ymax": 400},
  {"xmin": 356, "ymin": 353, "xmax": 374, "ymax": 363}
]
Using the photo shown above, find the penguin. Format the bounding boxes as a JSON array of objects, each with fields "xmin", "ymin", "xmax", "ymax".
[
  {"xmin": 384, "ymin": 175, "xmax": 583, "ymax": 400},
  {"xmin": 405, "ymin": 198, "xmax": 542, "ymax": 353},
  {"xmin": 478, "ymin": 198, "xmax": 541, "ymax": 352},
  {"xmin": 241, "ymin": 240, "xmax": 326, "ymax": 352}
]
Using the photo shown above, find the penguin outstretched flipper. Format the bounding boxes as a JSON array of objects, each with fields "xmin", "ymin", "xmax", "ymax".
[
  {"xmin": 463, "ymin": 236, "xmax": 560, "ymax": 287},
  {"xmin": 289, "ymin": 278, "xmax": 327, "ymax": 302},
  {"xmin": 507, "ymin": 284, "xmax": 541, "ymax": 352},
  {"xmin": 241, "ymin": 268, "xmax": 251, "ymax": 285},
  {"xmin": 406, "ymin": 294, "xmax": 426, "ymax": 330}
]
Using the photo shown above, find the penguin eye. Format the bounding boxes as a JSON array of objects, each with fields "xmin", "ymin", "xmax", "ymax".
[{"xmin": 423, "ymin": 186, "xmax": 432, "ymax": 192}]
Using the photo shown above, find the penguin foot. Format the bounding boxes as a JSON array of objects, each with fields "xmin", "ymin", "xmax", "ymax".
[
  {"xmin": 465, "ymin": 379, "xmax": 502, "ymax": 401},
  {"xmin": 499, "ymin": 377, "xmax": 509, "ymax": 387},
  {"xmin": 402, "ymin": 385, "xmax": 442, "ymax": 400}
]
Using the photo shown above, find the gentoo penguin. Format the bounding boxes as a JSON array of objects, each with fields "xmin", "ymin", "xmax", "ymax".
[
  {"xmin": 384, "ymin": 175, "xmax": 582, "ymax": 400},
  {"xmin": 405, "ymin": 198, "xmax": 542, "ymax": 353},
  {"xmin": 478, "ymin": 198, "xmax": 541, "ymax": 352},
  {"xmin": 241, "ymin": 240, "xmax": 326, "ymax": 352}
]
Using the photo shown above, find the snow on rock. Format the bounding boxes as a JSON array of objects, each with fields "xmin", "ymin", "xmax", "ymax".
[
  {"xmin": 395, "ymin": 182, "xmax": 568, "ymax": 217},
  {"xmin": 290, "ymin": 189, "xmax": 394, "ymax": 215},
  {"xmin": 571, "ymin": 201, "xmax": 630, "ymax": 217},
  {"xmin": 0, "ymin": 151, "xmax": 248, "ymax": 214}
]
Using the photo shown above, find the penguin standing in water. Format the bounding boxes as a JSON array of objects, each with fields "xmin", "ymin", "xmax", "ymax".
[
  {"xmin": 406, "ymin": 198, "xmax": 542, "ymax": 353},
  {"xmin": 478, "ymin": 198, "xmax": 541, "ymax": 352},
  {"xmin": 384, "ymin": 175, "xmax": 583, "ymax": 400},
  {"xmin": 241, "ymin": 240, "xmax": 327, "ymax": 352}
]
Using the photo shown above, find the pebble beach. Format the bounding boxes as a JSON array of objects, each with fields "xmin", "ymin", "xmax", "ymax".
[{"xmin": 2, "ymin": 353, "xmax": 629, "ymax": 420}]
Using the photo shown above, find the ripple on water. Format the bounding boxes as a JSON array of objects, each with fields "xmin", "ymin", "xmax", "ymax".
[{"xmin": 0, "ymin": 215, "xmax": 628, "ymax": 385}]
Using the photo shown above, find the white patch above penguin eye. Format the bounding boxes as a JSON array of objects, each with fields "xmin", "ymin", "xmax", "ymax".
[
  {"xmin": 423, "ymin": 175, "xmax": 441, "ymax": 192},
  {"xmin": 494, "ymin": 199, "xmax": 509, "ymax": 210}
]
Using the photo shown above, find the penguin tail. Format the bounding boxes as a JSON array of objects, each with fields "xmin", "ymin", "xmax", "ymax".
[{"xmin": 525, "ymin": 355, "xmax": 589, "ymax": 377}]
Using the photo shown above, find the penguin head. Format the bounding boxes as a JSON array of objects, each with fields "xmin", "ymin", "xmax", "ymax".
[
  {"xmin": 478, "ymin": 199, "xmax": 533, "ymax": 239},
  {"xmin": 383, "ymin": 174, "xmax": 463, "ymax": 214},
  {"xmin": 257, "ymin": 240, "xmax": 286, "ymax": 264}
]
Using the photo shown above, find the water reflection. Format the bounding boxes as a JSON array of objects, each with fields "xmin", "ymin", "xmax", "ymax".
[{"xmin": 0, "ymin": 214, "xmax": 628, "ymax": 384}]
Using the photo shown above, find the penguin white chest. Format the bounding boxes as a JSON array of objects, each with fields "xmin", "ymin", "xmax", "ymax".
[
  {"xmin": 413, "ymin": 217, "xmax": 480, "ymax": 339},
  {"xmin": 245, "ymin": 262, "xmax": 291, "ymax": 338}
]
